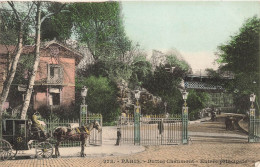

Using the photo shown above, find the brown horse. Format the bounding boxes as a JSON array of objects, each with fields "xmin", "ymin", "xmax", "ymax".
[{"xmin": 53, "ymin": 120, "xmax": 102, "ymax": 157}]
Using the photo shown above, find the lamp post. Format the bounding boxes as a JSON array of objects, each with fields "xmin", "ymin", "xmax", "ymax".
[
  {"xmin": 164, "ymin": 102, "xmax": 167, "ymax": 116},
  {"xmin": 249, "ymin": 92, "xmax": 256, "ymax": 142},
  {"xmin": 182, "ymin": 89, "xmax": 189, "ymax": 144},
  {"xmin": 81, "ymin": 86, "xmax": 88, "ymax": 105},
  {"xmin": 134, "ymin": 89, "xmax": 141, "ymax": 145},
  {"xmin": 80, "ymin": 86, "xmax": 88, "ymax": 126}
]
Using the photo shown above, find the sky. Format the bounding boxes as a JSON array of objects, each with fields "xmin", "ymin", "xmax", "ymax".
[{"xmin": 121, "ymin": 1, "xmax": 260, "ymax": 70}]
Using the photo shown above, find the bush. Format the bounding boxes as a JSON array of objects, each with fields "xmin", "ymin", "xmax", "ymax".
[{"xmin": 76, "ymin": 76, "xmax": 120, "ymax": 123}]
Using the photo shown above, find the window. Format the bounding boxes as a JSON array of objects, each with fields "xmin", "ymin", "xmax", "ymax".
[
  {"xmin": 48, "ymin": 64, "xmax": 63, "ymax": 84},
  {"xmin": 50, "ymin": 66, "xmax": 60, "ymax": 78}
]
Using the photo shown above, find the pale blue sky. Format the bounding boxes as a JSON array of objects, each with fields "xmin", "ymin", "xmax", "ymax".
[{"xmin": 121, "ymin": 1, "xmax": 260, "ymax": 69}]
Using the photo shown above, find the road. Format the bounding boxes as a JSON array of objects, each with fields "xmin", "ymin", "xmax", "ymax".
[{"xmin": 1, "ymin": 115, "xmax": 259, "ymax": 167}]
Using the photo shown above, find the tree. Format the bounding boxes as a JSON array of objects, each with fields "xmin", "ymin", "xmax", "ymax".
[
  {"xmin": 187, "ymin": 90, "xmax": 209, "ymax": 120},
  {"xmin": 143, "ymin": 53, "xmax": 190, "ymax": 114},
  {"xmin": 129, "ymin": 55, "xmax": 152, "ymax": 89},
  {"xmin": 70, "ymin": 2, "xmax": 131, "ymax": 61},
  {"xmin": 41, "ymin": 3, "xmax": 73, "ymax": 41},
  {"xmin": 216, "ymin": 16, "xmax": 260, "ymax": 113},
  {"xmin": 76, "ymin": 76, "xmax": 120, "ymax": 123},
  {"xmin": 20, "ymin": 2, "xmax": 66, "ymax": 119},
  {"xmin": 0, "ymin": 2, "xmax": 34, "ymax": 114}
]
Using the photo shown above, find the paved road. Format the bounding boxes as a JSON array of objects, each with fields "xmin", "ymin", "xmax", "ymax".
[{"xmin": 1, "ymin": 116, "xmax": 259, "ymax": 167}]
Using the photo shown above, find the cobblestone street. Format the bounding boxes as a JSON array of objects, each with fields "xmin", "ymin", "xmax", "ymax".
[
  {"xmin": 1, "ymin": 117, "xmax": 259, "ymax": 167},
  {"xmin": 1, "ymin": 142, "xmax": 259, "ymax": 167}
]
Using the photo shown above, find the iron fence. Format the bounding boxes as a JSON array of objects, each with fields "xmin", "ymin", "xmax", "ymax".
[
  {"xmin": 249, "ymin": 118, "xmax": 260, "ymax": 142},
  {"xmin": 118, "ymin": 114, "xmax": 182, "ymax": 145}
]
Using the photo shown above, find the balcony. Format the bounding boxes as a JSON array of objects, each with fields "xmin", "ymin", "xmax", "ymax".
[{"xmin": 47, "ymin": 64, "xmax": 63, "ymax": 85}]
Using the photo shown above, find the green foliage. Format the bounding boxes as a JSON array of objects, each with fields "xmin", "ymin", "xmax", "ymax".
[
  {"xmin": 13, "ymin": 54, "xmax": 34, "ymax": 84},
  {"xmin": 186, "ymin": 90, "xmax": 209, "ymax": 120},
  {"xmin": 0, "ymin": 8, "xmax": 33, "ymax": 45},
  {"xmin": 41, "ymin": 3, "xmax": 73, "ymax": 41},
  {"xmin": 70, "ymin": 2, "xmax": 131, "ymax": 61},
  {"xmin": 144, "ymin": 66, "xmax": 183, "ymax": 114},
  {"xmin": 129, "ymin": 56, "xmax": 152, "ymax": 89},
  {"xmin": 142, "ymin": 54, "xmax": 190, "ymax": 114},
  {"xmin": 76, "ymin": 76, "xmax": 120, "ymax": 123},
  {"xmin": 187, "ymin": 90, "xmax": 209, "ymax": 112},
  {"xmin": 216, "ymin": 16, "xmax": 260, "ymax": 113},
  {"xmin": 217, "ymin": 16, "xmax": 259, "ymax": 73}
]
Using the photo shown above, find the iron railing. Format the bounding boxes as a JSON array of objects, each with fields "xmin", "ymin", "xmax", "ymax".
[{"xmin": 118, "ymin": 114, "xmax": 182, "ymax": 145}]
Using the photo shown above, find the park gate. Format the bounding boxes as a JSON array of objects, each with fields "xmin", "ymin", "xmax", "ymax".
[
  {"xmin": 248, "ymin": 108, "xmax": 260, "ymax": 142},
  {"xmin": 118, "ymin": 114, "xmax": 186, "ymax": 145}
]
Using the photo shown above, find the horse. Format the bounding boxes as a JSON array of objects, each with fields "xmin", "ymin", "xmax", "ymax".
[{"xmin": 53, "ymin": 120, "xmax": 102, "ymax": 157}]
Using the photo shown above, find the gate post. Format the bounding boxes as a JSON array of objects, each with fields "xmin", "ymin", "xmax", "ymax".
[
  {"xmin": 134, "ymin": 104, "xmax": 141, "ymax": 145},
  {"xmin": 181, "ymin": 90, "xmax": 189, "ymax": 144},
  {"xmin": 249, "ymin": 93, "xmax": 256, "ymax": 143},
  {"xmin": 80, "ymin": 86, "xmax": 88, "ymax": 126},
  {"xmin": 249, "ymin": 108, "xmax": 255, "ymax": 143},
  {"xmin": 182, "ymin": 106, "xmax": 188, "ymax": 144},
  {"xmin": 80, "ymin": 105, "xmax": 87, "ymax": 126}
]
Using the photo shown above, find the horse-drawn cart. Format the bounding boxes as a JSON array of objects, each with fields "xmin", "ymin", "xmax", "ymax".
[{"xmin": 0, "ymin": 119, "xmax": 53, "ymax": 160}]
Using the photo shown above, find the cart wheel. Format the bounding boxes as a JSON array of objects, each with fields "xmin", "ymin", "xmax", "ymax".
[
  {"xmin": 36, "ymin": 142, "xmax": 53, "ymax": 158},
  {"xmin": 0, "ymin": 139, "xmax": 12, "ymax": 161}
]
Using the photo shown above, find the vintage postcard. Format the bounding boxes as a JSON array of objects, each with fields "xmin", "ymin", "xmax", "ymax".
[{"xmin": 0, "ymin": 1, "xmax": 259, "ymax": 166}]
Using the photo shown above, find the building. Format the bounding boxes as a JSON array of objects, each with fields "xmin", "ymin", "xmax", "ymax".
[{"xmin": 0, "ymin": 40, "xmax": 83, "ymax": 113}]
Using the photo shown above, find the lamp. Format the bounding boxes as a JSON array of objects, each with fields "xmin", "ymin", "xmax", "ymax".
[
  {"xmin": 81, "ymin": 86, "xmax": 88, "ymax": 105},
  {"xmin": 250, "ymin": 93, "xmax": 256, "ymax": 103},
  {"xmin": 135, "ymin": 90, "xmax": 141, "ymax": 100},
  {"xmin": 182, "ymin": 90, "xmax": 189, "ymax": 100}
]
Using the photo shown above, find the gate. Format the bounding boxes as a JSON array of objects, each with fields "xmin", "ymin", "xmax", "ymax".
[
  {"xmin": 118, "ymin": 114, "xmax": 183, "ymax": 145},
  {"xmin": 87, "ymin": 114, "xmax": 102, "ymax": 146},
  {"xmin": 249, "ymin": 108, "xmax": 260, "ymax": 142}
]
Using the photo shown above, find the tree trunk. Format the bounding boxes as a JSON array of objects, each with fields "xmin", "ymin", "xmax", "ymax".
[
  {"xmin": 20, "ymin": 3, "xmax": 41, "ymax": 119},
  {"xmin": 0, "ymin": 22, "xmax": 23, "ymax": 113}
]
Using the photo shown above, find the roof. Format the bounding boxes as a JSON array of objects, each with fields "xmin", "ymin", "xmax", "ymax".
[{"xmin": 0, "ymin": 41, "xmax": 83, "ymax": 65}]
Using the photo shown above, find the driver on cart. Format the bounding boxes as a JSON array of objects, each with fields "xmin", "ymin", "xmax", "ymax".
[{"xmin": 31, "ymin": 111, "xmax": 46, "ymax": 139}]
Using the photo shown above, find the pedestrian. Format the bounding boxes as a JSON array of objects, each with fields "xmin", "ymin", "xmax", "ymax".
[
  {"xmin": 158, "ymin": 119, "xmax": 164, "ymax": 135},
  {"xmin": 115, "ymin": 128, "xmax": 121, "ymax": 145}
]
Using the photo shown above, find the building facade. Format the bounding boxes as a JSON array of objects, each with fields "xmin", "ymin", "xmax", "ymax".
[{"xmin": 0, "ymin": 41, "xmax": 82, "ymax": 113}]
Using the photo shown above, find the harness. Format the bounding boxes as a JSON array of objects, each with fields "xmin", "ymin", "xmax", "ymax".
[{"xmin": 75, "ymin": 126, "xmax": 90, "ymax": 135}]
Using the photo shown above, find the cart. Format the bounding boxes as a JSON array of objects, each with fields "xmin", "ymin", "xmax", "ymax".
[{"xmin": 0, "ymin": 119, "xmax": 53, "ymax": 160}]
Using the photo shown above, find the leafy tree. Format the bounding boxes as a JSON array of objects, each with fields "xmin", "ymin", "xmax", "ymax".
[
  {"xmin": 216, "ymin": 16, "xmax": 260, "ymax": 113},
  {"xmin": 129, "ymin": 56, "xmax": 152, "ymax": 89},
  {"xmin": 76, "ymin": 76, "xmax": 120, "ymax": 123},
  {"xmin": 187, "ymin": 90, "xmax": 209, "ymax": 120},
  {"xmin": 0, "ymin": 2, "xmax": 34, "ymax": 115},
  {"xmin": 70, "ymin": 2, "xmax": 131, "ymax": 61},
  {"xmin": 41, "ymin": 2, "xmax": 73, "ymax": 41}
]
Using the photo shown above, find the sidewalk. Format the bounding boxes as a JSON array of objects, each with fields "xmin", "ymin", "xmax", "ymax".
[
  {"xmin": 15, "ymin": 140, "xmax": 145, "ymax": 159},
  {"xmin": 189, "ymin": 117, "xmax": 211, "ymax": 124}
]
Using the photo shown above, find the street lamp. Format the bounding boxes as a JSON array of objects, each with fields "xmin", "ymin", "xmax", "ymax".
[
  {"xmin": 80, "ymin": 86, "xmax": 88, "ymax": 126},
  {"xmin": 81, "ymin": 86, "xmax": 88, "ymax": 105},
  {"xmin": 164, "ymin": 102, "xmax": 167, "ymax": 115},
  {"xmin": 134, "ymin": 89, "xmax": 141, "ymax": 105},
  {"xmin": 134, "ymin": 89, "xmax": 141, "ymax": 145},
  {"xmin": 181, "ymin": 89, "xmax": 189, "ymax": 144},
  {"xmin": 182, "ymin": 89, "xmax": 189, "ymax": 107},
  {"xmin": 250, "ymin": 93, "xmax": 256, "ymax": 109}
]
